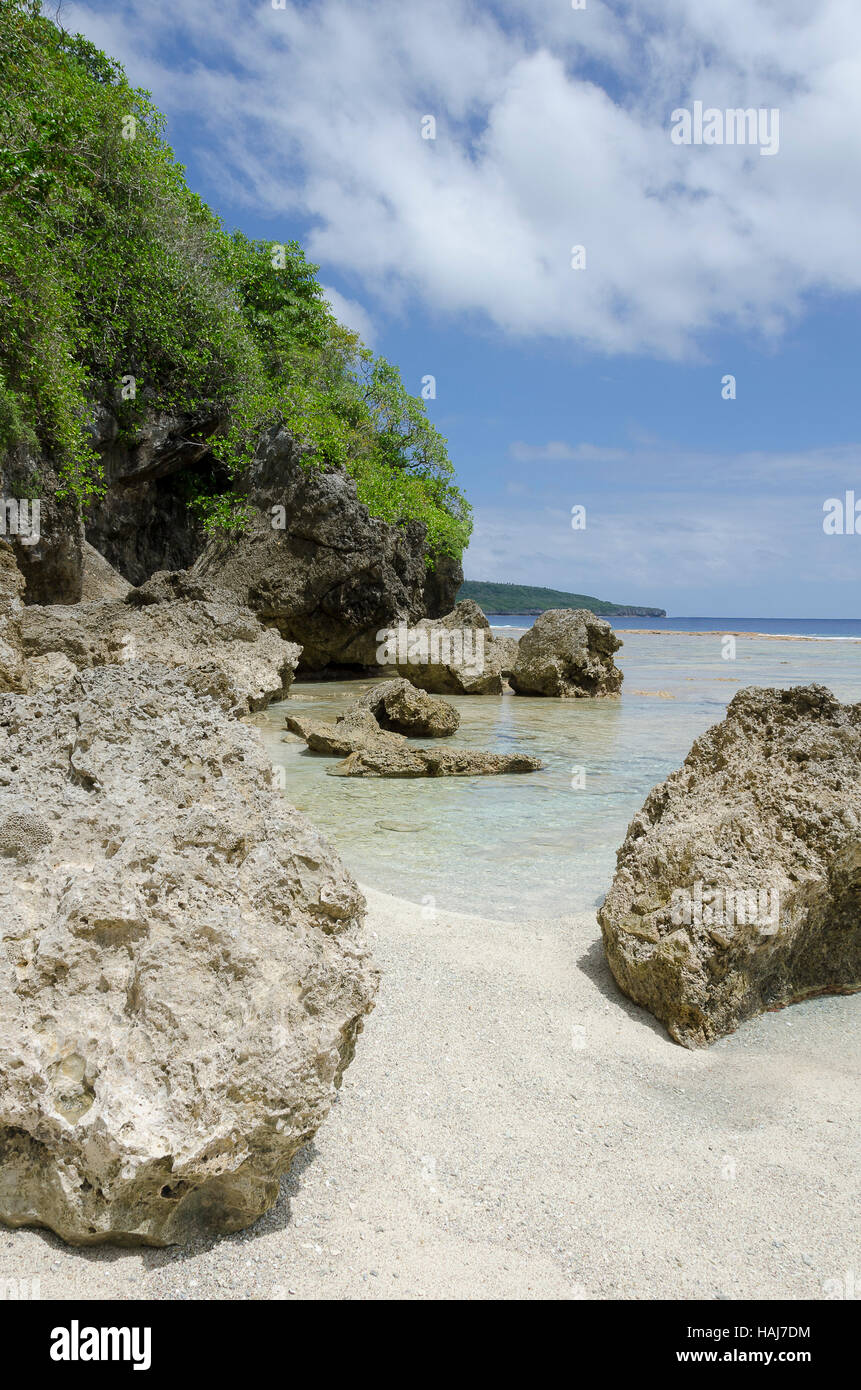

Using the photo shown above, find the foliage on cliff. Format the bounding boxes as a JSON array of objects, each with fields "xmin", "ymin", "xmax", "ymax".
[
  {"xmin": 0, "ymin": 0, "xmax": 471, "ymax": 559},
  {"xmin": 458, "ymin": 581, "xmax": 666, "ymax": 617}
]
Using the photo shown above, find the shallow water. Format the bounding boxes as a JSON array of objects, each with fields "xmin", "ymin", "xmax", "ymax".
[{"xmin": 253, "ymin": 631, "xmax": 861, "ymax": 920}]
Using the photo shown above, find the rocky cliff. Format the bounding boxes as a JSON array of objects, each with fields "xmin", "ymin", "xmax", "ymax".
[{"xmin": 2, "ymin": 411, "xmax": 462, "ymax": 673}]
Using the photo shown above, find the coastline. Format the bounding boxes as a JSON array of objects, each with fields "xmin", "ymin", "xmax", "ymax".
[
  {"xmin": 614, "ymin": 629, "xmax": 861, "ymax": 642},
  {"xmin": 2, "ymin": 883, "xmax": 855, "ymax": 1300}
]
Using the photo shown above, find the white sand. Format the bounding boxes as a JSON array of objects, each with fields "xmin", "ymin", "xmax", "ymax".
[{"xmin": 1, "ymin": 886, "xmax": 857, "ymax": 1300}]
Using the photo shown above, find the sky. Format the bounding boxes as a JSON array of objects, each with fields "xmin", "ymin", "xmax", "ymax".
[{"xmin": 57, "ymin": 0, "xmax": 861, "ymax": 616}]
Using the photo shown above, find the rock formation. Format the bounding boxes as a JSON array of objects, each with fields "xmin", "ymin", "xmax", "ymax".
[
  {"xmin": 186, "ymin": 426, "xmax": 461, "ymax": 671},
  {"xmin": 357, "ymin": 678, "xmax": 460, "ymax": 737},
  {"xmin": 329, "ymin": 747, "xmax": 544, "ymax": 777},
  {"xmin": 0, "ymin": 663, "xmax": 377, "ymax": 1245},
  {"xmin": 376, "ymin": 600, "xmax": 504, "ymax": 695},
  {"xmin": 599, "ymin": 685, "xmax": 861, "ymax": 1047},
  {"xmin": 509, "ymin": 609, "xmax": 623, "ymax": 698},
  {"xmin": 0, "ymin": 544, "xmax": 26, "ymax": 693},
  {"xmin": 79, "ymin": 540, "xmax": 132, "ymax": 601},
  {"xmin": 491, "ymin": 635, "xmax": 520, "ymax": 680},
  {"xmin": 21, "ymin": 594, "xmax": 301, "ymax": 714},
  {"xmin": 285, "ymin": 708, "xmax": 405, "ymax": 757}
]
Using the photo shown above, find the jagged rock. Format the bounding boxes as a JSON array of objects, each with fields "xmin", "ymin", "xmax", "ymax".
[
  {"xmin": 509, "ymin": 609, "xmax": 623, "ymax": 698},
  {"xmin": 188, "ymin": 426, "xmax": 461, "ymax": 670},
  {"xmin": 25, "ymin": 652, "xmax": 78, "ymax": 693},
  {"xmin": 79, "ymin": 541, "xmax": 131, "ymax": 601},
  {"xmin": 0, "ymin": 545, "xmax": 26, "ymax": 693},
  {"xmin": 21, "ymin": 596, "xmax": 301, "ymax": 714},
  {"xmin": 0, "ymin": 663, "xmax": 377, "ymax": 1245},
  {"xmin": 490, "ymin": 634, "xmax": 520, "ymax": 679},
  {"xmin": 285, "ymin": 709, "xmax": 405, "ymax": 757},
  {"xmin": 0, "ymin": 450, "xmax": 84, "ymax": 604},
  {"xmin": 125, "ymin": 569, "xmax": 235, "ymax": 608},
  {"xmin": 599, "ymin": 685, "xmax": 861, "ymax": 1048},
  {"xmin": 84, "ymin": 403, "xmax": 216, "ymax": 585},
  {"xmin": 376, "ymin": 600, "xmax": 503, "ymax": 695},
  {"xmin": 329, "ymin": 746, "xmax": 544, "ymax": 777},
  {"xmin": 357, "ymin": 678, "xmax": 460, "ymax": 737}
]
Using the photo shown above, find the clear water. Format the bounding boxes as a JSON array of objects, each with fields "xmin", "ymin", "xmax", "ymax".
[{"xmin": 251, "ymin": 630, "xmax": 861, "ymax": 921}]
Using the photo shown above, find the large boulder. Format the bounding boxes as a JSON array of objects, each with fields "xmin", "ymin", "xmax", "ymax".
[
  {"xmin": 599, "ymin": 685, "xmax": 861, "ymax": 1048},
  {"xmin": 0, "ymin": 663, "xmax": 377, "ymax": 1245},
  {"xmin": 21, "ymin": 595, "xmax": 301, "ymax": 713},
  {"xmin": 375, "ymin": 600, "xmax": 504, "ymax": 695},
  {"xmin": 509, "ymin": 609, "xmax": 623, "ymax": 697},
  {"xmin": 0, "ymin": 545, "xmax": 26, "ymax": 693},
  {"xmin": 188, "ymin": 426, "xmax": 461, "ymax": 671},
  {"xmin": 357, "ymin": 678, "xmax": 460, "ymax": 736}
]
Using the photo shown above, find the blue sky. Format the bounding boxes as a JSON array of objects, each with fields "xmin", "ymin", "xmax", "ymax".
[{"xmin": 61, "ymin": 0, "xmax": 861, "ymax": 616}]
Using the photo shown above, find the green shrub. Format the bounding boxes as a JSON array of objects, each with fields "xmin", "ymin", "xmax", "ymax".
[{"xmin": 0, "ymin": 0, "xmax": 471, "ymax": 562}]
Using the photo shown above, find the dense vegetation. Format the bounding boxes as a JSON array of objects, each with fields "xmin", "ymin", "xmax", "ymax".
[
  {"xmin": 0, "ymin": 0, "xmax": 471, "ymax": 559},
  {"xmin": 458, "ymin": 581, "xmax": 666, "ymax": 616}
]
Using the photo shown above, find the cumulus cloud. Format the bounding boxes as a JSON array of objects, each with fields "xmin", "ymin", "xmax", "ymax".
[{"xmin": 62, "ymin": 0, "xmax": 861, "ymax": 357}]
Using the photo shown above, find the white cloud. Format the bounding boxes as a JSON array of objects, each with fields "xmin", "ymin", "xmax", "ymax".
[
  {"xmin": 321, "ymin": 286, "xmax": 375, "ymax": 346},
  {"xmin": 62, "ymin": 0, "xmax": 861, "ymax": 357}
]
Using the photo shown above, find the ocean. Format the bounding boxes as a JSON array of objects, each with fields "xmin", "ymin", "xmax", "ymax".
[
  {"xmin": 256, "ymin": 627, "xmax": 861, "ymax": 921},
  {"xmin": 487, "ymin": 614, "xmax": 861, "ymax": 638}
]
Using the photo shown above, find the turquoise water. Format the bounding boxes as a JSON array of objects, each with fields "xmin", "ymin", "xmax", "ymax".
[{"xmin": 252, "ymin": 630, "xmax": 861, "ymax": 920}]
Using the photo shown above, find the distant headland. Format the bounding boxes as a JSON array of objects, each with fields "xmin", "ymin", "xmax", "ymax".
[{"xmin": 458, "ymin": 580, "xmax": 667, "ymax": 618}]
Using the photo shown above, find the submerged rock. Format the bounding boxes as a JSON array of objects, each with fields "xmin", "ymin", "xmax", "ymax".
[
  {"xmin": 0, "ymin": 663, "xmax": 377, "ymax": 1245},
  {"xmin": 357, "ymin": 678, "xmax": 460, "ymax": 737},
  {"xmin": 21, "ymin": 595, "xmax": 301, "ymax": 713},
  {"xmin": 509, "ymin": 609, "xmax": 623, "ymax": 698},
  {"xmin": 599, "ymin": 685, "xmax": 861, "ymax": 1047},
  {"xmin": 328, "ymin": 746, "xmax": 544, "ymax": 777}
]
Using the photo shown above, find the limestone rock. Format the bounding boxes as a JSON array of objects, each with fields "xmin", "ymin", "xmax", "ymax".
[
  {"xmin": 599, "ymin": 685, "xmax": 861, "ymax": 1047},
  {"xmin": 510, "ymin": 609, "xmax": 623, "ymax": 698},
  {"xmin": 0, "ymin": 545, "xmax": 26, "ymax": 693},
  {"xmin": 329, "ymin": 746, "xmax": 544, "ymax": 777},
  {"xmin": 25, "ymin": 652, "xmax": 78, "ymax": 693},
  {"xmin": 357, "ymin": 678, "xmax": 460, "ymax": 737},
  {"xmin": 285, "ymin": 709, "xmax": 405, "ymax": 757},
  {"xmin": 79, "ymin": 541, "xmax": 131, "ymax": 602},
  {"xmin": 188, "ymin": 426, "xmax": 461, "ymax": 670},
  {"xmin": 490, "ymin": 634, "xmax": 520, "ymax": 679},
  {"xmin": 21, "ymin": 596, "xmax": 301, "ymax": 714},
  {"xmin": 0, "ymin": 663, "xmax": 377, "ymax": 1245},
  {"xmin": 377, "ymin": 600, "xmax": 503, "ymax": 695}
]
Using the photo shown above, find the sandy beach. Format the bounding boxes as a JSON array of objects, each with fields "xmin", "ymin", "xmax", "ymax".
[{"xmin": 2, "ymin": 885, "xmax": 856, "ymax": 1301}]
